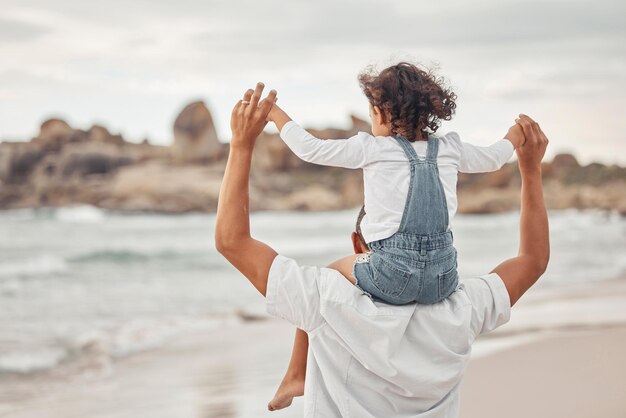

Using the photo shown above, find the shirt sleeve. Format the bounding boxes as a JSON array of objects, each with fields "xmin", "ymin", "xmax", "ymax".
[
  {"xmin": 463, "ymin": 272, "xmax": 511, "ymax": 340},
  {"xmin": 265, "ymin": 254, "xmax": 326, "ymax": 333},
  {"xmin": 451, "ymin": 132, "xmax": 514, "ymax": 173},
  {"xmin": 280, "ymin": 120, "xmax": 373, "ymax": 169}
]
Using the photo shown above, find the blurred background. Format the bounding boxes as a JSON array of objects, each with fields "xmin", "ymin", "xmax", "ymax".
[{"xmin": 0, "ymin": 0, "xmax": 624, "ymax": 417}]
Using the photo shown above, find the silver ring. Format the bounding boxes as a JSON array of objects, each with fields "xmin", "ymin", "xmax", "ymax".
[{"xmin": 241, "ymin": 100, "xmax": 250, "ymax": 105}]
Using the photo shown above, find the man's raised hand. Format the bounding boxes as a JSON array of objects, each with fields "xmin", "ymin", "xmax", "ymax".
[
  {"xmin": 230, "ymin": 82, "xmax": 277, "ymax": 149},
  {"xmin": 492, "ymin": 113, "xmax": 550, "ymax": 305},
  {"xmin": 514, "ymin": 114, "xmax": 549, "ymax": 172}
]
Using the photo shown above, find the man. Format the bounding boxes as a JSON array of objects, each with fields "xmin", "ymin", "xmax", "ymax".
[{"xmin": 215, "ymin": 83, "xmax": 550, "ymax": 417}]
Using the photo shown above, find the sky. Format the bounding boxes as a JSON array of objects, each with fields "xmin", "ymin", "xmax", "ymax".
[{"xmin": 0, "ymin": 0, "xmax": 625, "ymax": 164}]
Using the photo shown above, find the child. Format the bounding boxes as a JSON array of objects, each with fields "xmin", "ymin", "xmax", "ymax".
[{"xmin": 265, "ymin": 61, "xmax": 526, "ymax": 411}]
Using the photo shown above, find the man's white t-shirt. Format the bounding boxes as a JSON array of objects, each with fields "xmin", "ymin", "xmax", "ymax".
[
  {"xmin": 280, "ymin": 121, "xmax": 515, "ymax": 243},
  {"xmin": 266, "ymin": 255, "xmax": 511, "ymax": 418}
]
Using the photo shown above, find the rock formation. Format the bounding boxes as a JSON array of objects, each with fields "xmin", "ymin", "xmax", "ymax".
[
  {"xmin": 171, "ymin": 101, "xmax": 225, "ymax": 163},
  {"xmin": 38, "ymin": 119, "xmax": 74, "ymax": 142},
  {"xmin": 0, "ymin": 118, "xmax": 169, "ymax": 209},
  {"xmin": 0, "ymin": 104, "xmax": 624, "ymax": 214}
]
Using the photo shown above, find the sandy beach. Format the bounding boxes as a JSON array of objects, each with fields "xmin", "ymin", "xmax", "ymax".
[
  {"xmin": 1, "ymin": 274, "xmax": 625, "ymax": 418},
  {"xmin": 461, "ymin": 328, "xmax": 626, "ymax": 418}
]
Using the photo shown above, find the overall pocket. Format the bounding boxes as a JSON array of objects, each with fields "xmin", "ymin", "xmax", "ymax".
[
  {"xmin": 438, "ymin": 263, "xmax": 459, "ymax": 300},
  {"xmin": 370, "ymin": 254, "xmax": 412, "ymax": 299}
]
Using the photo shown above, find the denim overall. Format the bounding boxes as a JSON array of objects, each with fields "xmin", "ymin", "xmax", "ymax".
[{"xmin": 353, "ymin": 135, "xmax": 459, "ymax": 305}]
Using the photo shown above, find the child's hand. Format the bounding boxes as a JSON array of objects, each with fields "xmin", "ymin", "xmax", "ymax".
[
  {"xmin": 265, "ymin": 101, "xmax": 293, "ymax": 133},
  {"xmin": 504, "ymin": 122, "xmax": 526, "ymax": 148},
  {"xmin": 264, "ymin": 97, "xmax": 279, "ymax": 122}
]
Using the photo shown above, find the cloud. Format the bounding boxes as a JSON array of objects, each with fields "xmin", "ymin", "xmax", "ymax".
[
  {"xmin": 0, "ymin": 18, "xmax": 50, "ymax": 42},
  {"xmin": 189, "ymin": 0, "xmax": 625, "ymax": 51},
  {"xmin": 0, "ymin": 0, "xmax": 624, "ymax": 163}
]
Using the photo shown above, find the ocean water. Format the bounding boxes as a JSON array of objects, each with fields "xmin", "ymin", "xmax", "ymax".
[{"xmin": 0, "ymin": 206, "xmax": 624, "ymax": 375}]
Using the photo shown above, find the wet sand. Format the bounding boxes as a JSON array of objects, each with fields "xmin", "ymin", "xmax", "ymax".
[
  {"xmin": 0, "ymin": 320, "xmax": 301, "ymax": 418},
  {"xmin": 2, "ymin": 277, "xmax": 625, "ymax": 418}
]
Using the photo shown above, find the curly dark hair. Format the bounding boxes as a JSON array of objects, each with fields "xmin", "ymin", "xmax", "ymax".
[{"xmin": 358, "ymin": 62, "xmax": 457, "ymax": 142}]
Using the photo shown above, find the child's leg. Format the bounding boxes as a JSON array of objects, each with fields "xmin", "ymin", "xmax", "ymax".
[
  {"xmin": 327, "ymin": 253, "xmax": 363, "ymax": 285},
  {"xmin": 268, "ymin": 328, "xmax": 308, "ymax": 411},
  {"xmin": 268, "ymin": 254, "xmax": 364, "ymax": 411}
]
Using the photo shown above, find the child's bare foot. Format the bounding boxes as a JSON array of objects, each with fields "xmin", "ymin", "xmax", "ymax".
[{"xmin": 267, "ymin": 375, "xmax": 304, "ymax": 411}]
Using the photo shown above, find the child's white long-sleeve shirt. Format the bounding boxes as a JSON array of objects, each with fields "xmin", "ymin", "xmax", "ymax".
[{"xmin": 280, "ymin": 121, "xmax": 515, "ymax": 243}]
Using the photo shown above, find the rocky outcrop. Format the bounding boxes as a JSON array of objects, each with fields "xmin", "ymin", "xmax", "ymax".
[
  {"xmin": 456, "ymin": 154, "xmax": 626, "ymax": 214},
  {"xmin": 99, "ymin": 161, "xmax": 225, "ymax": 212},
  {"xmin": 60, "ymin": 152, "xmax": 133, "ymax": 178},
  {"xmin": 38, "ymin": 119, "xmax": 74, "ymax": 142},
  {"xmin": 171, "ymin": 101, "xmax": 225, "ymax": 163},
  {"xmin": 86, "ymin": 125, "xmax": 125, "ymax": 146},
  {"xmin": 0, "ymin": 118, "xmax": 170, "ymax": 209},
  {"xmin": 0, "ymin": 105, "xmax": 624, "ymax": 214}
]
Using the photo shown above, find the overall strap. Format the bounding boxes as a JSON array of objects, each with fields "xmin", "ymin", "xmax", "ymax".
[
  {"xmin": 394, "ymin": 135, "xmax": 419, "ymax": 233},
  {"xmin": 393, "ymin": 136, "xmax": 419, "ymax": 164},
  {"xmin": 394, "ymin": 133, "xmax": 450, "ymax": 236},
  {"xmin": 425, "ymin": 136, "xmax": 439, "ymax": 162}
]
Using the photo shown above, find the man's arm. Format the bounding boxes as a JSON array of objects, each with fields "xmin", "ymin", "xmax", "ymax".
[
  {"xmin": 215, "ymin": 83, "xmax": 278, "ymax": 296},
  {"xmin": 491, "ymin": 114, "xmax": 550, "ymax": 306}
]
